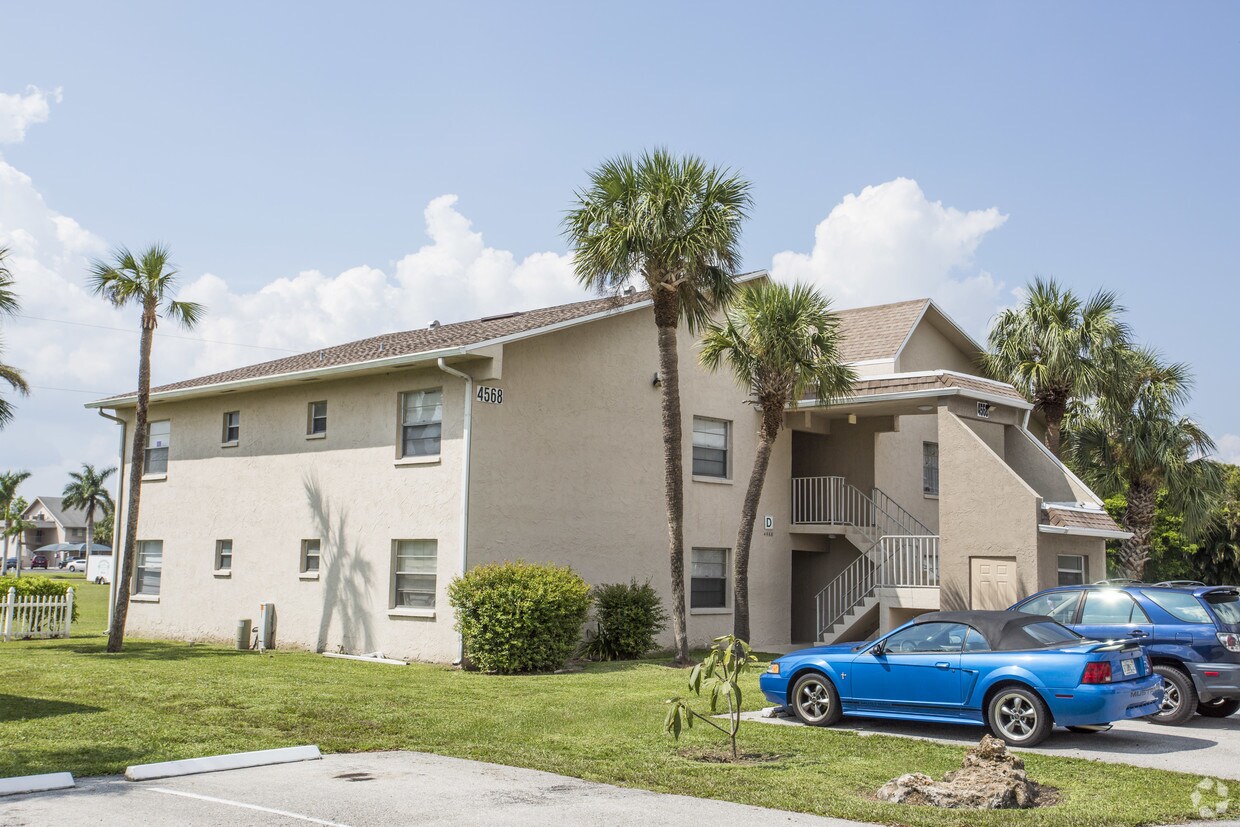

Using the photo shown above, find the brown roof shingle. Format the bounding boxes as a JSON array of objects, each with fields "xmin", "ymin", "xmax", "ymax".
[
  {"xmin": 834, "ymin": 298, "xmax": 929, "ymax": 363},
  {"xmin": 810, "ymin": 372, "xmax": 1028, "ymax": 405},
  {"xmin": 1042, "ymin": 505, "xmax": 1125, "ymax": 534}
]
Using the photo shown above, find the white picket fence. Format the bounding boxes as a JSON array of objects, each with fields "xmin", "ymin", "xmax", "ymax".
[{"xmin": 1, "ymin": 586, "xmax": 74, "ymax": 641}]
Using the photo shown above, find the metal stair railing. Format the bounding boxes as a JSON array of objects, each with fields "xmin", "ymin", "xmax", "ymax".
[{"xmin": 815, "ymin": 535, "xmax": 940, "ymax": 640}]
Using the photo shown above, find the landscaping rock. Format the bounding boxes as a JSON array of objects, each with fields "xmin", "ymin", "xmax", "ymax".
[{"xmin": 875, "ymin": 735, "xmax": 1050, "ymax": 809}]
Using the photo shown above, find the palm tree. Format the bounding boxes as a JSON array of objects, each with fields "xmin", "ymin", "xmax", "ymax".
[
  {"xmin": 0, "ymin": 470, "xmax": 31, "ymax": 573},
  {"xmin": 1070, "ymin": 348, "xmax": 1224, "ymax": 579},
  {"xmin": 564, "ymin": 150, "xmax": 752, "ymax": 662},
  {"xmin": 700, "ymin": 282, "xmax": 856, "ymax": 641},
  {"xmin": 5, "ymin": 501, "xmax": 35, "ymax": 578},
  {"xmin": 90, "ymin": 244, "xmax": 203, "ymax": 652},
  {"xmin": 62, "ymin": 463, "xmax": 116, "ymax": 575},
  {"xmin": 983, "ymin": 277, "xmax": 1129, "ymax": 458},
  {"xmin": 0, "ymin": 247, "xmax": 30, "ymax": 428}
]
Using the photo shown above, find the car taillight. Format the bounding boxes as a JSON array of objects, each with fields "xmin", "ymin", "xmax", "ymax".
[
  {"xmin": 1217, "ymin": 633, "xmax": 1240, "ymax": 653},
  {"xmin": 1082, "ymin": 662, "xmax": 1112, "ymax": 684}
]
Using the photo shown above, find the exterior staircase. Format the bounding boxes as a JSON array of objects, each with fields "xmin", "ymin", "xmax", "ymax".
[{"xmin": 790, "ymin": 476, "xmax": 940, "ymax": 644}]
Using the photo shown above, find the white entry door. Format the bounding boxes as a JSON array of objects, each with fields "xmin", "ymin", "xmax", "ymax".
[{"xmin": 970, "ymin": 557, "xmax": 1018, "ymax": 610}]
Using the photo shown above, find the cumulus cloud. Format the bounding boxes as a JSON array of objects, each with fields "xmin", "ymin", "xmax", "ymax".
[
  {"xmin": 771, "ymin": 177, "xmax": 1010, "ymax": 334},
  {"xmin": 0, "ymin": 86, "xmax": 62, "ymax": 144},
  {"xmin": 1217, "ymin": 434, "xmax": 1240, "ymax": 466}
]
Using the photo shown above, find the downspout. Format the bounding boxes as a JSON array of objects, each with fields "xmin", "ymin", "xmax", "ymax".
[
  {"xmin": 436, "ymin": 358, "xmax": 473, "ymax": 665},
  {"xmin": 97, "ymin": 409, "xmax": 126, "ymax": 634}
]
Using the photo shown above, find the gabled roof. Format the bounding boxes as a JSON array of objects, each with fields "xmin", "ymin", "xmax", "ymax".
[
  {"xmin": 1041, "ymin": 503, "xmax": 1127, "ymax": 538},
  {"xmin": 23, "ymin": 496, "xmax": 88, "ymax": 529},
  {"xmin": 834, "ymin": 298, "xmax": 929, "ymax": 363}
]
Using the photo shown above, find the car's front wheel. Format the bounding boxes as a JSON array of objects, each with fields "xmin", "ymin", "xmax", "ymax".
[
  {"xmin": 789, "ymin": 672, "xmax": 843, "ymax": 727},
  {"xmin": 1196, "ymin": 698, "xmax": 1240, "ymax": 718},
  {"xmin": 986, "ymin": 686, "xmax": 1053, "ymax": 747},
  {"xmin": 1147, "ymin": 665, "xmax": 1197, "ymax": 725}
]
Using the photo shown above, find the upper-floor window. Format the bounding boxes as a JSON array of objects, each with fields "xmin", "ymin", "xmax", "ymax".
[
  {"xmin": 922, "ymin": 441, "xmax": 939, "ymax": 496},
  {"xmin": 301, "ymin": 539, "xmax": 321, "ymax": 574},
  {"xmin": 222, "ymin": 411, "xmax": 240, "ymax": 445},
  {"xmin": 401, "ymin": 389, "xmax": 443, "ymax": 457},
  {"xmin": 692, "ymin": 417, "xmax": 729, "ymax": 478},
  {"xmin": 135, "ymin": 540, "xmax": 163, "ymax": 596},
  {"xmin": 308, "ymin": 401, "xmax": 328, "ymax": 436},
  {"xmin": 146, "ymin": 420, "xmax": 171, "ymax": 475},
  {"xmin": 215, "ymin": 539, "xmax": 233, "ymax": 572},
  {"xmin": 690, "ymin": 547, "xmax": 728, "ymax": 609},
  {"xmin": 392, "ymin": 539, "xmax": 437, "ymax": 609},
  {"xmin": 1057, "ymin": 555, "xmax": 1086, "ymax": 586}
]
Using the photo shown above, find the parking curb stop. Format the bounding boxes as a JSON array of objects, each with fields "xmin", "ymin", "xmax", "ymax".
[
  {"xmin": 125, "ymin": 745, "xmax": 322, "ymax": 781},
  {"xmin": 0, "ymin": 772, "xmax": 75, "ymax": 797}
]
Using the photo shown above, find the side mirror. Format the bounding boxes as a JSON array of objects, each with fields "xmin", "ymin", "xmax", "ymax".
[{"xmin": 870, "ymin": 642, "xmax": 885, "ymax": 656}]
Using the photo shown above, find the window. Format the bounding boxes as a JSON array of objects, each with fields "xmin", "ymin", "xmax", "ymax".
[
  {"xmin": 963, "ymin": 627, "xmax": 991, "ymax": 652},
  {"xmin": 878, "ymin": 622, "xmax": 969, "ymax": 654},
  {"xmin": 308, "ymin": 401, "xmax": 327, "ymax": 436},
  {"xmin": 401, "ymin": 389, "xmax": 443, "ymax": 457},
  {"xmin": 222, "ymin": 411, "xmax": 240, "ymax": 444},
  {"xmin": 1142, "ymin": 589, "xmax": 1213, "ymax": 623},
  {"xmin": 1016, "ymin": 591, "xmax": 1082, "ymax": 623},
  {"xmin": 301, "ymin": 539, "xmax": 321, "ymax": 574},
  {"xmin": 1057, "ymin": 555, "xmax": 1087, "ymax": 587},
  {"xmin": 692, "ymin": 418, "xmax": 729, "ymax": 478},
  {"xmin": 145, "ymin": 420, "xmax": 171, "ymax": 475},
  {"xmin": 1080, "ymin": 590, "xmax": 1151, "ymax": 625},
  {"xmin": 135, "ymin": 540, "xmax": 163, "ymax": 596},
  {"xmin": 215, "ymin": 540, "xmax": 232, "ymax": 572},
  {"xmin": 1022, "ymin": 621, "xmax": 1085, "ymax": 647},
  {"xmin": 922, "ymin": 441, "xmax": 939, "ymax": 496},
  {"xmin": 392, "ymin": 540, "xmax": 437, "ymax": 609},
  {"xmin": 690, "ymin": 548, "xmax": 728, "ymax": 609}
]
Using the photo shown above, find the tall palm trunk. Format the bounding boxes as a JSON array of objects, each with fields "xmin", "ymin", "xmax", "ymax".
[
  {"xmin": 653, "ymin": 289, "xmax": 689, "ymax": 665},
  {"xmin": 1118, "ymin": 479, "xmax": 1158, "ymax": 580},
  {"xmin": 1040, "ymin": 393, "xmax": 1068, "ymax": 459},
  {"xmin": 83, "ymin": 508, "xmax": 94, "ymax": 574},
  {"xmin": 108, "ymin": 301, "xmax": 155, "ymax": 652},
  {"xmin": 731, "ymin": 401, "xmax": 783, "ymax": 642}
]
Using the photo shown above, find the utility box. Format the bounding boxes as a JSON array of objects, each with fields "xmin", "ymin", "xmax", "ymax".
[
  {"xmin": 236, "ymin": 618, "xmax": 252, "ymax": 650},
  {"xmin": 257, "ymin": 603, "xmax": 276, "ymax": 651}
]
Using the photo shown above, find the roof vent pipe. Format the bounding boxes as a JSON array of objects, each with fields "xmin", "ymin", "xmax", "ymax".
[
  {"xmin": 429, "ymin": 320, "xmax": 441, "ymax": 329},
  {"xmin": 624, "ymin": 286, "xmax": 637, "ymax": 296}
]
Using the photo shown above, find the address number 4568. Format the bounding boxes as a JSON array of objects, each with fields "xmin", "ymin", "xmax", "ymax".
[{"xmin": 476, "ymin": 386, "xmax": 503, "ymax": 405}]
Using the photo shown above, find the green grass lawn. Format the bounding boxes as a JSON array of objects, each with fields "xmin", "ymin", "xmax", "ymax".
[{"xmin": 0, "ymin": 579, "xmax": 1208, "ymax": 826}]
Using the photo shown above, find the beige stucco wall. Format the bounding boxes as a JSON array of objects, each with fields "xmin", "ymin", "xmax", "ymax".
[
  {"xmin": 1036, "ymin": 532, "xmax": 1107, "ymax": 589},
  {"xmin": 112, "ymin": 365, "xmax": 468, "ymax": 662},
  {"xmin": 1004, "ymin": 427, "xmax": 1098, "ymax": 504},
  {"xmin": 874, "ymin": 413, "xmax": 940, "ymax": 533},
  {"xmin": 896, "ymin": 320, "xmax": 978, "ymax": 375}
]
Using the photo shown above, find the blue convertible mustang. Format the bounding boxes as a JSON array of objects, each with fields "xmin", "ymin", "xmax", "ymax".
[{"xmin": 759, "ymin": 610, "xmax": 1163, "ymax": 746}]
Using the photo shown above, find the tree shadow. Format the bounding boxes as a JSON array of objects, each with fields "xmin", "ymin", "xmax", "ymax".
[
  {"xmin": 55, "ymin": 640, "xmax": 253, "ymax": 661},
  {"xmin": 0, "ymin": 694, "xmax": 102, "ymax": 721},
  {"xmin": 304, "ymin": 473, "xmax": 376, "ymax": 654}
]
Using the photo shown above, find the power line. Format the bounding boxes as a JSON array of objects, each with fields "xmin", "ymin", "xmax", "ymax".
[
  {"xmin": 14, "ymin": 313, "xmax": 301, "ymax": 353},
  {"xmin": 30, "ymin": 385, "xmax": 112, "ymax": 396}
]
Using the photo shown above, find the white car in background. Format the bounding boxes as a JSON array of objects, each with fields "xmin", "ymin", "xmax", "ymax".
[{"xmin": 63, "ymin": 557, "xmax": 87, "ymax": 572}]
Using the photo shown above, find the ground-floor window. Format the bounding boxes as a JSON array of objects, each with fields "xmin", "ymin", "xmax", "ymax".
[
  {"xmin": 691, "ymin": 547, "xmax": 728, "ymax": 609},
  {"xmin": 135, "ymin": 540, "xmax": 163, "ymax": 595},
  {"xmin": 1057, "ymin": 554, "xmax": 1086, "ymax": 586},
  {"xmin": 301, "ymin": 539, "xmax": 321, "ymax": 573},
  {"xmin": 215, "ymin": 539, "xmax": 232, "ymax": 572},
  {"xmin": 922, "ymin": 441, "xmax": 939, "ymax": 496},
  {"xmin": 392, "ymin": 540, "xmax": 437, "ymax": 609}
]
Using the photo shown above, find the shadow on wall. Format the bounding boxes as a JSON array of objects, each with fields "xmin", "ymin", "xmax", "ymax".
[
  {"xmin": 940, "ymin": 578, "xmax": 969, "ymax": 612},
  {"xmin": 303, "ymin": 473, "xmax": 376, "ymax": 654}
]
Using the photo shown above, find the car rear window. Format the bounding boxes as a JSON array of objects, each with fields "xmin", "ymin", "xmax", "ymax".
[
  {"xmin": 1205, "ymin": 592, "xmax": 1240, "ymax": 625},
  {"xmin": 1022, "ymin": 621, "xmax": 1085, "ymax": 646},
  {"xmin": 1141, "ymin": 590, "xmax": 1212, "ymax": 623}
]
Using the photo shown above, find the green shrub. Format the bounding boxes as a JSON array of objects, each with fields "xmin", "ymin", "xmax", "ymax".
[
  {"xmin": 448, "ymin": 561, "xmax": 591, "ymax": 673},
  {"xmin": 0, "ymin": 576, "xmax": 81, "ymax": 621},
  {"xmin": 582, "ymin": 579, "xmax": 667, "ymax": 661}
]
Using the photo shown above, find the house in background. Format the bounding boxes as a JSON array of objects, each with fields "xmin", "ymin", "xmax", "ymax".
[
  {"xmin": 85, "ymin": 270, "xmax": 1127, "ymax": 661},
  {"xmin": 18, "ymin": 497, "xmax": 90, "ymax": 564}
]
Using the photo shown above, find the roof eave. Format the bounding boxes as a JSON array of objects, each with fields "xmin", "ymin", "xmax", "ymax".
[{"xmin": 1038, "ymin": 524, "xmax": 1133, "ymax": 541}]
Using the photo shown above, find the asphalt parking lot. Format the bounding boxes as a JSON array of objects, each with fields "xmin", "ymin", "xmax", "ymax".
[
  {"xmin": 743, "ymin": 709, "xmax": 1240, "ymax": 780},
  {"xmin": 1, "ymin": 751, "xmax": 863, "ymax": 827}
]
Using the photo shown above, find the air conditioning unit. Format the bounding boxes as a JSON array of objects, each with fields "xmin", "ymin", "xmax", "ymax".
[{"xmin": 257, "ymin": 603, "xmax": 277, "ymax": 651}]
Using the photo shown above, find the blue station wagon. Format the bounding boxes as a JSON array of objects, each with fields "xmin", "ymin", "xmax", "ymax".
[
  {"xmin": 1011, "ymin": 585, "xmax": 1240, "ymax": 724},
  {"xmin": 760, "ymin": 610, "xmax": 1162, "ymax": 747}
]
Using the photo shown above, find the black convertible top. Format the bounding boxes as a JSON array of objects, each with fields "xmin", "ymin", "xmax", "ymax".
[{"xmin": 913, "ymin": 610, "xmax": 1073, "ymax": 651}]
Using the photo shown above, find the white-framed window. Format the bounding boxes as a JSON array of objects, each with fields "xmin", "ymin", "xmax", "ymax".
[
  {"xmin": 392, "ymin": 539, "xmax": 437, "ymax": 609},
  {"xmin": 1057, "ymin": 554, "xmax": 1087, "ymax": 587},
  {"xmin": 222, "ymin": 411, "xmax": 240, "ymax": 444},
  {"xmin": 692, "ymin": 417, "xmax": 729, "ymax": 478},
  {"xmin": 308, "ymin": 401, "xmax": 327, "ymax": 436},
  {"xmin": 145, "ymin": 420, "xmax": 171, "ymax": 475},
  {"xmin": 215, "ymin": 539, "xmax": 233, "ymax": 572},
  {"xmin": 400, "ymin": 388, "xmax": 443, "ymax": 457},
  {"xmin": 922, "ymin": 441, "xmax": 939, "ymax": 496},
  {"xmin": 135, "ymin": 540, "xmax": 163, "ymax": 596},
  {"xmin": 691, "ymin": 547, "xmax": 729, "ymax": 609},
  {"xmin": 301, "ymin": 539, "xmax": 321, "ymax": 573}
]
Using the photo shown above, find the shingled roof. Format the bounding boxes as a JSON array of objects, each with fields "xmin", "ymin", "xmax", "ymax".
[
  {"xmin": 1042, "ymin": 504, "xmax": 1126, "ymax": 535},
  {"xmin": 834, "ymin": 298, "xmax": 930, "ymax": 363}
]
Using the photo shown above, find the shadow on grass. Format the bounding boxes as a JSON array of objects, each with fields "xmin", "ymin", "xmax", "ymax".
[
  {"xmin": 1, "ymin": 744, "xmax": 148, "ymax": 780},
  {"xmin": 0, "ymin": 694, "xmax": 102, "ymax": 721},
  {"xmin": 56, "ymin": 640, "xmax": 254, "ymax": 661}
]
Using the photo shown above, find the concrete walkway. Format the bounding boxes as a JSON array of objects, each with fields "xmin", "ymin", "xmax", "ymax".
[{"xmin": 2, "ymin": 751, "xmax": 870, "ymax": 827}]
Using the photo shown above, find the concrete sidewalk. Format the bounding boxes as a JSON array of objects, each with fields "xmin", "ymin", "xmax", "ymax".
[{"xmin": 2, "ymin": 751, "xmax": 871, "ymax": 826}]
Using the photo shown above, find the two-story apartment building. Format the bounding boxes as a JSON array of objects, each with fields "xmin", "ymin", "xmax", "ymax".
[
  {"xmin": 86, "ymin": 271, "xmax": 1127, "ymax": 661},
  {"xmin": 17, "ymin": 497, "xmax": 91, "ymax": 565}
]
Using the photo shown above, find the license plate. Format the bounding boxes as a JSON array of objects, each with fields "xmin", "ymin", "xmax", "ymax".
[{"xmin": 1121, "ymin": 658, "xmax": 1137, "ymax": 677}]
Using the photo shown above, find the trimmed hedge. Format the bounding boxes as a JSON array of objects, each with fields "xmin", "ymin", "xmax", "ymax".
[
  {"xmin": 0, "ymin": 576, "xmax": 81, "ymax": 621},
  {"xmin": 582, "ymin": 579, "xmax": 667, "ymax": 661},
  {"xmin": 448, "ymin": 561, "xmax": 590, "ymax": 673}
]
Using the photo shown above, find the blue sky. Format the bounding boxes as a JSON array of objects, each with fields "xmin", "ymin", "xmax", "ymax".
[{"xmin": 1, "ymin": 2, "xmax": 1238, "ymax": 493}]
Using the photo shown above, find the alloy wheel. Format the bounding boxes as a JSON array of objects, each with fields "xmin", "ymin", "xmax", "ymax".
[
  {"xmin": 796, "ymin": 679, "xmax": 832, "ymax": 723},
  {"xmin": 995, "ymin": 692, "xmax": 1038, "ymax": 741},
  {"xmin": 1160, "ymin": 681, "xmax": 1182, "ymax": 716}
]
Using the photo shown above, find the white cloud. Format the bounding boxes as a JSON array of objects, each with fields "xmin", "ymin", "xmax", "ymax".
[
  {"xmin": 1217, "ymin": 434, "xmax": 1240, "ymax": 466},
  {"xmin": 0, "ymin": 86, "xmax": 62, "ymax": 144},
  {"xmin": 770, "ymin": 177, "xmax": 1010, "ymax": 334}
]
